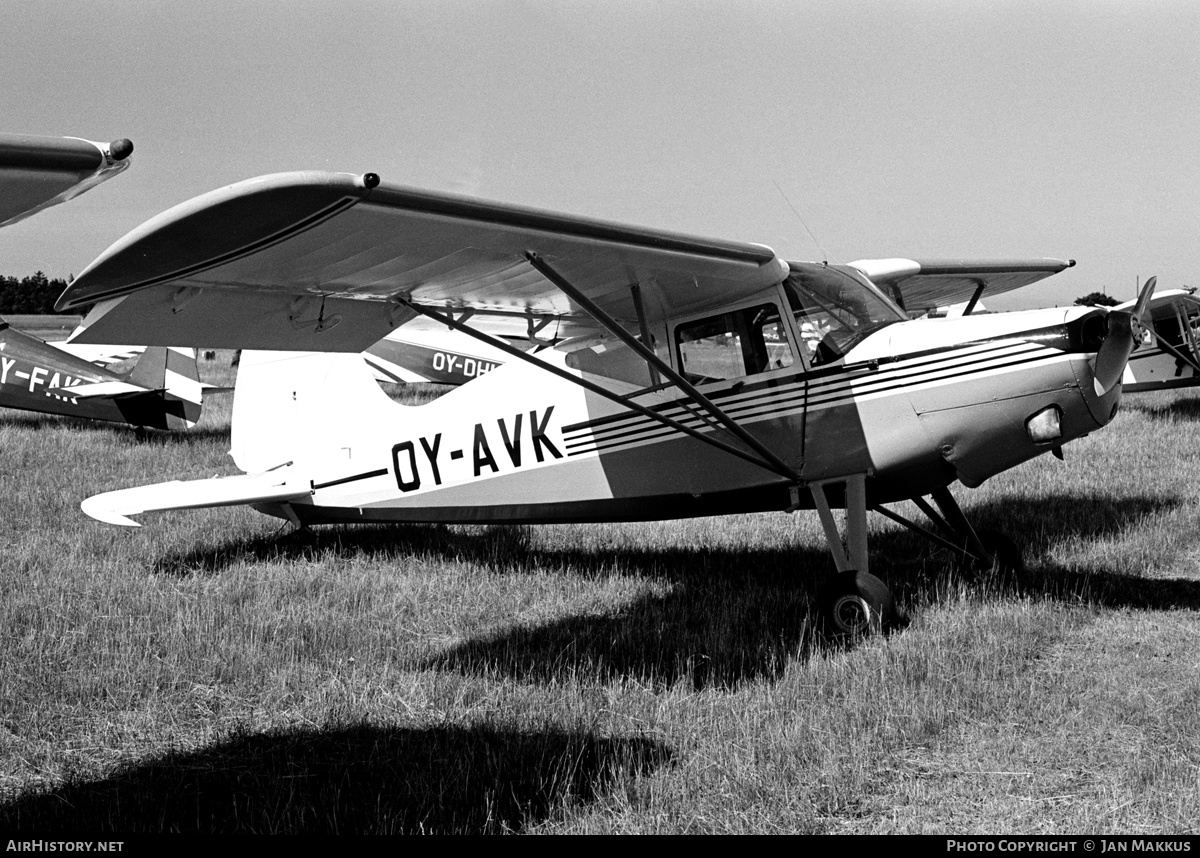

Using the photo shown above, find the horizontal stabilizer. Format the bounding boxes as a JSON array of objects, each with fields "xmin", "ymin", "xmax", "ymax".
[{"xmin": 81, "ymin": 469, "xmax": 311, "ymax": 527}]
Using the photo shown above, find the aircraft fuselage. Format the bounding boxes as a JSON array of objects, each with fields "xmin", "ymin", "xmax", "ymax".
[
  {"xmin": 0, "ymin": 321, "xmax": 156, "ymax": 426},
  {"xmin": 233, "ymin": 302, "xmax": 1117, "ymax": 527}
]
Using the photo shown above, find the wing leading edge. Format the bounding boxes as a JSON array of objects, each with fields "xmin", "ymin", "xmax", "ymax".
[{"xmin": 59, "ymin": 171, "xmax": 1075, "ymax": 351}]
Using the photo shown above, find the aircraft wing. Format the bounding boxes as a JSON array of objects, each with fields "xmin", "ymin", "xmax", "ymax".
[
  {"xmin": 850, "ymin": 258, "xmax": 1075, "ymax": 314},
  {"xmin": 0, "ymin": 134, "xmax": 133, "ymax": 228},
  {"xmin": 81, "ymin": 469, "xmax": 312, "ymax": 527},
  {"xmin": 57, "ymin": 171, "xmax": 789, "ymax": 352}
]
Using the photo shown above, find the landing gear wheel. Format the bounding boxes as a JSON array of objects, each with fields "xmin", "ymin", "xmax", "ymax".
[
  {"xmin": 822, "ymin": 570, "xmax": 895, "ymax": 637},
  {"xmin": 972, "ymin": 530, "xmax": 1026, "ymax": 589}
]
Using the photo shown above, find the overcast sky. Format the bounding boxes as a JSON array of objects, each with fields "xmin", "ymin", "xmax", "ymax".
[{"xmin": 1, "ymin": 0, "xmax": 1196, "ymax": 309}]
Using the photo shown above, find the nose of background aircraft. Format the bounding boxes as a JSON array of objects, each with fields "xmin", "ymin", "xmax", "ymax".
[{"xmin": 1076, "ymin": 276, "xmax": 1156, "ymax": 428}]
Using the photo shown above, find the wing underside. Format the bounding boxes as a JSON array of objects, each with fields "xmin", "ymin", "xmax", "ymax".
[{"xmin": 59, "ymin": 171, "xmax": 789, "ymax": 352}]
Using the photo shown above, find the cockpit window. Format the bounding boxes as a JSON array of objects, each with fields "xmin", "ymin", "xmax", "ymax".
[
  {"xmin": 784, "ymin": 265, "xmax": 904, "ymax": 365},
  {"xmin": 676, "ymin": 303, "xmax": 794, "ymax": 383}
]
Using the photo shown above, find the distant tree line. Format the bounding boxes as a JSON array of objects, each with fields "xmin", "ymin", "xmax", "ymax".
[
  {"xmin": 1074, "ymin": 291, "xmax": 1120, "ymax": 307},
  {"xmin": 0, "ymin": 272, "xmax": 73, "ymax": 314}
]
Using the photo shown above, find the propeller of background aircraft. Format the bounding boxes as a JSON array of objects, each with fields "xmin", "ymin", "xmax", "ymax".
[{"xmin": 1094, "ymin": 276, "xmax": 1156, "ymax": 395}]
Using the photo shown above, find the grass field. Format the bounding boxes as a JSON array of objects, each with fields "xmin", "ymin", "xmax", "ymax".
[
  {"xmin": 4, "ymin": 315, "xmax": 83, "ymax": 340},
  {"xmin": 0, "ymin": 347, "xmax": 1198, "ymax": 833}
]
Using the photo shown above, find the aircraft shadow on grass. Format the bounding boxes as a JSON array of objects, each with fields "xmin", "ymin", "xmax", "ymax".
[
  {"xmin": 148, "ymin": 492, "xmax": 1199, "ymax": 691},
  {"xmin": 0, "ymin": 410, "xmax": 231, "ymax": 443},
  {"xmin": 0, "ymin": 723, "xmax": 670, "ymax": 834},
  {"xmin": 1122, "ymin": 395, "xmax": 1200, "ymax": 422}
]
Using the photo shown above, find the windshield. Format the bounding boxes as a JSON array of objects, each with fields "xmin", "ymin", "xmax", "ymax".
[{"xmin": 783, "ymin": 263, "xmax": 904, "ymax": 365}]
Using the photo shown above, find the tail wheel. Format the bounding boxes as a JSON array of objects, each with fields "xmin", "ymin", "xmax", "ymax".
[{"xmin": 823, "ymin": 570, "xmax": 895, "ymax": 637}]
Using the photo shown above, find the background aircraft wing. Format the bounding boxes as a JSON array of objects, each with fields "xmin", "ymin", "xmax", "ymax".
[
  {"xmin": 58, "ymin": 171, "xmax": 788, "ymax": 352},
  {"xmin": 0, "ymin": 133, "xmax": 133, "ymax": 228},
  {"xmin": 49, "ymin": 339, "xmax": 145, "ymax": 368},
  {"xmin": 850, "ymin": 257, "xmax": 1075, "ymax": 315}
]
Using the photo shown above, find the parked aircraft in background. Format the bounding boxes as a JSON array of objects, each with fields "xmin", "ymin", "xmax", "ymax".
[
  {"xmin": 0, "ymin": 132, "xmax": 133, "ymax": 227},
  {"xmin": 0, "ymin": 324, "xmax": 202, "ymax": 430},
  {"xmin": 851, "ymin": 257, "xmax": 1078, "ymax": 318},
  {"xmin": 57, "ymin": 171, "xmax": 1156, "ymax": 634},
  {"xmin": 1113, "ymin": 289, "xmax": 1200, "ymax": 392},
  {"xmin": 0, "ymin": 132, "xmax": 203, "ymax": 430},
  {"xmin": 364, "ymin": 322, "xmax": 509, "ymax": 386},
  {"xmin": 47, "ymin": 330, "xmax": 144, "ymax": 369}
]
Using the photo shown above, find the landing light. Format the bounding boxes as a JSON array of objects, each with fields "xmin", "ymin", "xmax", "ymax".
[{"xmin": 1026, "ymin": 405, "xmax": 1063, "ymax": 444}]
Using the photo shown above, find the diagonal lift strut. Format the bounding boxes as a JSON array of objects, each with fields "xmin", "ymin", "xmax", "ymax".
[{"xmin": 524, "ymin": 251, "xmax": 802, "ymax": 483}]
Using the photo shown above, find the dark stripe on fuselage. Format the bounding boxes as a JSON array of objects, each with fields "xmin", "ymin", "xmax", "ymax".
[
  {"xmin": 312, "ymin": 468, "xmax": 390, "ymax": 490},
  {"xmin": 561, "ymin": 336, "xmax": 1055, "ymax": 436},
  {"xmin": 271, "ymin": 483, "xmax": 798, "ymax": 526},
  {"xmin": 363, "ymin": 356, "xmax": 407, "ymax": 383},
  {"xmin": 561, "ymin": 339, "xmax": 1071, "ymax": 456}
]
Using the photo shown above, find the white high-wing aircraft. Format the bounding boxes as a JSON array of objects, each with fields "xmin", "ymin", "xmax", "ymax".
[{"xmin": 57, "ymin": 171, "xmax": 1156, "ymax": 634}]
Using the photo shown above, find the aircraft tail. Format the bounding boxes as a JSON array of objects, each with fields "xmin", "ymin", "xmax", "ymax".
[
  {"xmin": 230, "ymin": 350, "xmax": 400, "ymax": 474},
  {"xmin": 126, "ymin": 346, "xmax": 204, "ymax": 429},
  {"xmin": 81, "ymin": 350, "xmax": 399, "ymax": 526}
]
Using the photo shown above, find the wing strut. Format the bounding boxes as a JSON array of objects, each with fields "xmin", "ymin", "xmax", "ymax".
[
  {"xmin": 524, "ymin": 252, "xmax": 802, "ymax": 483},
  {"xmin": 962, "ymin": 281, "xmax": 986, "ymax": 316},
  {"xmin": 630, "ymin": 283, "xmax": 661, "ymax": 386},
  {"xmin": 394, "ymin": 299, "xmax": 796, "ymax": 479},
  {"xmin": 1150, "ymin": 331, "xmax": 1200, "ymax": 374}
]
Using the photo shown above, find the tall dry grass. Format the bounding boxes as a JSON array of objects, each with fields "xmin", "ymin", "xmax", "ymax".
[{"xmin": 1, "ymin": 354, "xmax": 1198, "ymax": 833}]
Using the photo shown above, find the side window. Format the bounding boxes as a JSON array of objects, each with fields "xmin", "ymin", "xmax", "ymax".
[{"xmin": 676, "ymin": 304, "xmax": 794, "ymax": 383}]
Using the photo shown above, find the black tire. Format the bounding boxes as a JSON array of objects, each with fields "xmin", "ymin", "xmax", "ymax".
[{"xmin": 822, "ymin": 570, "xmax": 895, "ymax": 637}]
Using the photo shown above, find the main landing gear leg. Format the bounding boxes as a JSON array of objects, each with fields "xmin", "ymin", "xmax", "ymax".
[
  {"xmin": 809, "ymin": 475, "xmax": 895, "ymax": 636},
  {"xmin": 872, "ymin": 486, "xmax": 1025, "ymax": 585},
  {"xmin": 927, "ymin": 486, "xmax": 1024, "ymax": 585}
]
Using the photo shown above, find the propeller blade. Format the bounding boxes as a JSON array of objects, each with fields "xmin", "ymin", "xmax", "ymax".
[
  {"xmin": 1133, "ymin": 275, "xmax": 1158, "ymax": 322},
  {"xmin": 1093, "ymin": 276, "xmax": 1157, "ymax": 396}
]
